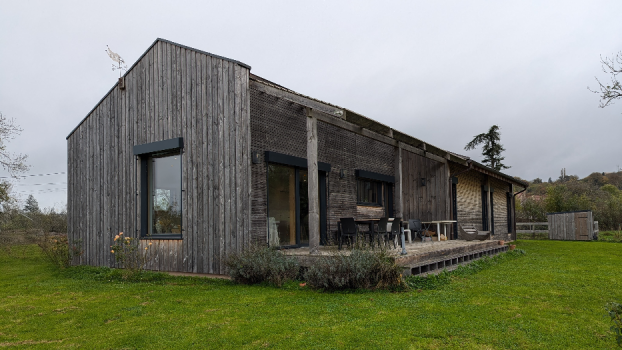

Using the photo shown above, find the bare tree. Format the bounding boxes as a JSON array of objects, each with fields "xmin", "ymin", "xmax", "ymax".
[
  {"xmin": 0, "ymin": 112, "xmax": 28, "ymax": 204},
  {"xmin": 590, "ymin": 51, "xmax": 622, "ymax": 108}
]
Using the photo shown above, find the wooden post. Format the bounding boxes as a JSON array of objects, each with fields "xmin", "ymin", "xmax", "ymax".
[
  {"xmin": 487, "ymin": 177, "xmax": 492, "ymax": 234},
  {"xmin": 394, "ymin": 142, "xmax": 403, "ymax": 218},
  {"xmin": 306, "ymin": 108, "xmax": 320, "ymax": 254}
]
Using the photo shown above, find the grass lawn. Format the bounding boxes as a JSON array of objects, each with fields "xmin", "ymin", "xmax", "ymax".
[{"xmin": 1, "ymin": 240, "xmax": 621, "ymax": 349}]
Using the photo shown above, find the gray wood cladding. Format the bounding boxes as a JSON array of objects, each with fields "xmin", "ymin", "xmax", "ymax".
[
  {"xmin": 67, "ymin": 40, "xmax": 251, "ymax": 274},
  {"xmin": 547, "ymin": 211, "xmax": 594, "ymax": 241},
  {"xmin": 400, "ymin": 148, "xmax": 449, "ymax": 223}
]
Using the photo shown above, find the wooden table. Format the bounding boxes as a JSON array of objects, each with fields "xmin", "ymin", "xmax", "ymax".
[{"xmin": 422, "ymin": 220, "xmax": 457, "ymax": 241}]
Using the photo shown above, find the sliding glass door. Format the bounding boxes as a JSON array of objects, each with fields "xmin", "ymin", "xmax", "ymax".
[{"xmin": 267, "ymin": 164, "xmax": 323, "ymax": 247}]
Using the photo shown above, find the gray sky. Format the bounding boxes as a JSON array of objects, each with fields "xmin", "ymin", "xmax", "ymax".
[{"xmin": 1, "ymin": 0, "xmax": 621, "ymax": 209}]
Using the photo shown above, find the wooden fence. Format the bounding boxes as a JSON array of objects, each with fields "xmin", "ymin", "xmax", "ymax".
[{"xmin": 516, "ymin": 221, "xmax": 599, "ymax": 237}]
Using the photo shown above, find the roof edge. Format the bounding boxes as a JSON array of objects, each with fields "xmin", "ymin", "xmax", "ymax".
[{"xmin": 67, "ymin": 38, "xmax": 251, "ymax": 140}]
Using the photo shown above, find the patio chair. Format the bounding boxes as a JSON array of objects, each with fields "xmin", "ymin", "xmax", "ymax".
[
  {"xmin": 459, "ymin": 224, "xmax": 491, "ymax": 241},
  {"xmin": 375, "ymin": 217, "xmax": 391, "ymax": 248},
  {"xmin": 403, "ymin": 219, "xmax": 424, "ymax": 243},
  {"xmin": 389, "ymin": 217, "xmax": 402, "ymax": 249},
  {"xmin": 339, "ymin": 218, "xmax": 358, "ymax": 249}
]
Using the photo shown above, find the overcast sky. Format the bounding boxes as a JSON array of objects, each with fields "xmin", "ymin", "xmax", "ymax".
[{"xmin": 1, "ymin": 0, "xmax": 621, "ymax": 209}]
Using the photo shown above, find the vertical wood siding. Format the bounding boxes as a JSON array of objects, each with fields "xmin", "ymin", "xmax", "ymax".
[
  {"xmin": 67, "ymin": 40, "xmax": 251, "ymax": 274},
  {"xmin": 400, "ymin": 149, "xmax": 449, "ymax": 223}
]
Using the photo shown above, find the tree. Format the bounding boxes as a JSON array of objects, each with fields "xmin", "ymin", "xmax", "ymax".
[
  {"xmin": 590, "ymin": 51, "xmax": 622, "ymax": 109},
  {"xmin": 0, "ymin": 112, "xmax": 28, "ymax": 204},
  {"xmin": 24, "ymin": 194, "xmax": 39, "ymax": 213},
  {"xmin": 464, "ymin": 125, "xmax": 510, "ymax": 171}
]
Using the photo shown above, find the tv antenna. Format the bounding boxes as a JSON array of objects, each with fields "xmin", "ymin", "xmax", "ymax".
[{"xmin": 106, "ymin": 45, "xmax": 128, "ymax": 78}]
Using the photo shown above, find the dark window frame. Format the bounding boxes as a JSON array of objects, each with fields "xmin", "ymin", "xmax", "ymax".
[
  {"xmin": 355, "ymin": 170, "xmax": 395, "ymax": 214},
  {"xmin": 134, "ymin": 138, "xmax": 184, "ymax": 240},
  {"xmin": 356, "ymin": 178, "xmax": 383, "ymax": 206}
]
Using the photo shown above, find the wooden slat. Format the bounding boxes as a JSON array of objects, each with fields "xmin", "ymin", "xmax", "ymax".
[
  {"xmin": 234, "ymin": 64, "xmax": 242, "ymax": 253},
  {"xmin": 217, "ymin": 58, "xmax": 225, "ymax": 273}
]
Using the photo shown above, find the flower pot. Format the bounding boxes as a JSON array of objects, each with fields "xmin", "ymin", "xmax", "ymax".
[
  {"xmin": 498, "ymin": 240, "xmax": 505, "ymax": 245},
  {"xmin": 509, "ymin": 244, "xmax": 516, "ymax": 250}
]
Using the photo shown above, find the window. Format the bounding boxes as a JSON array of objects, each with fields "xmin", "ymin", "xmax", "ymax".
[
  {"xmin": 357, "ymin": 179, "xmax": 382, "ymax": 206},
  {"xmin": 134, "ymin": 137, "xmax": 184, "ymax": 239},
  {"xmin": 148, "ymin": 152, "xmax": 182, "ymax": 235}
]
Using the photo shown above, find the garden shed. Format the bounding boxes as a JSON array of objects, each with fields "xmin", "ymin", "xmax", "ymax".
[{"xmin": 547, "ymin": 210, "xmax": 595, "ymax": 241}]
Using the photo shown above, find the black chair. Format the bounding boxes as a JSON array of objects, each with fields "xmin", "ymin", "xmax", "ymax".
[
  {"xmin": 390, "ymin": 218, "xmax": 402, "ymax": 249},
  {"xmin": 408, "ymin": 219, "xmax": 424, "ymax": 241},
  {"xmin": 375, "ymin": 217, "xmax": 390, "ymax": 248},
  {"xmin": 339, "ymin": 218, "xmax": 358, "ymax": 250}
]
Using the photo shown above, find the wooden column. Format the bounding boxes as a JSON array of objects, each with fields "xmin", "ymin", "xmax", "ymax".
[
  {"xmin": 394, "ymin": 143, "xmax": 403, "ymax": 218},
  {"xmin": 486, "ymin": 177, "xmax": 492, "ymax": 233},
  {"xmin": 306, "ymin": 108, "xmax": 320, "ymax": 254}
]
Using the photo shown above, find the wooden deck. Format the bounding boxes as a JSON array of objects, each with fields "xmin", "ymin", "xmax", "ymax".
[{"xmin": 283, "ymin": 239, "xmax": 509, "ymax": 276}]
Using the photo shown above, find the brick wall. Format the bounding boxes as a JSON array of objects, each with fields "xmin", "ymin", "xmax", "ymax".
[
  {"xmin": 250, "ymin": 86, "xmax": 397, "ymax": 244},
  {"xmin": 450, "ymin": 163, "xmax": 513, "ymax": 240}
]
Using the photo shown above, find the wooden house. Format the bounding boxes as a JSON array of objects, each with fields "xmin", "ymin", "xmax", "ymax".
[{"xmin": 67, "ymin": 39, "xmax": 528, "ymax": 274}]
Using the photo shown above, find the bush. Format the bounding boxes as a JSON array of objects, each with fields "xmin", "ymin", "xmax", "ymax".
[
  {"xmin": 224, "ymin": 245, "xmax": 299, "ymax": 287},
  {"xmin": 38, "ymin": 232, "xmax": 81, "ymax": 268},
  {"xmin": 110, "ymin": 232, "xmax": 153, "ymax": 279},
  {"xmin": 606, "ymin": 301, "xmax": 622, "ymax": 347},
  {"xmin": 303, "ymin": 249, "xmax": 404, "ymax": 291}
]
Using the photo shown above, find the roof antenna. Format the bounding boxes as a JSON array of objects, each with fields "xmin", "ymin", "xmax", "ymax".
[{"xmin": 106, "ymin": 45, "xmax": 128, "ymax": 88}]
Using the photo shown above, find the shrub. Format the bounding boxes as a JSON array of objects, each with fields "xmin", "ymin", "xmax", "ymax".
[
  {"xmin": 110, "ymin": 232, "xmax": 153, "ymax": 279},
  {"xmin": 303, "ymin": 249, "xmax": 404, "ymax": 291},
  {"xmin": 606, "ymin": 301, "xmax": 622, "ymax": 347},
  {"xmin": 224, "ymin": 245, "xmax": 299, "ymax": 286},
  {"xmin": 38, "ymin": 232, "xmax": 81, "ymax": 268}
]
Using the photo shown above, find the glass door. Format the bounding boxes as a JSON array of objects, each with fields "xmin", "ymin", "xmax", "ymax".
[
  {"xmin": 267, "ymin": 164, "xmax": 297, "ymax": 246},
  {"xmin": 267, "ymin": 164, "xmax": 323, "ymax": 248}
]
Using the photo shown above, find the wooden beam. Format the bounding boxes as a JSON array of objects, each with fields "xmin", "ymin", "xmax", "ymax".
[
  {"xmin": 251, "ymin": 80, "xmax": 459, "ymax": 165},
  {"xmin": 306, "ymin": 108, "xmax": 320, "ymax": 254},
  {"xmin": 250, "ymin": 80, "xmax": 344, "ymax": 118},
  {"xmin": 394, "ymin": 144, "xmax": 403, "ymax": 218}
]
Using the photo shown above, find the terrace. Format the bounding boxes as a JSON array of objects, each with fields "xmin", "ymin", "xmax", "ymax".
[{"xmin": 283, "ymin": 238, "xmax": 509, "ymax": 276}]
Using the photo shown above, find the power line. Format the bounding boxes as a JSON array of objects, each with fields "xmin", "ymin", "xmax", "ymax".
[
  {"xmin": 0, "ymin": 172, "xmax": 66, "ymax": 179},
  {"xmin": 17, "ymin": 188, "xmax": 67, "ymax": 194},
  {"xmin": 14, "ymin": 182, "xmax": 67, "ymax": 186}
]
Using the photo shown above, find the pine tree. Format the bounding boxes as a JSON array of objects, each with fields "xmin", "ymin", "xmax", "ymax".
[
  {"xmin": 464, "ymin": 125, "xmax": 510, "ymax": 171},
  {"xmin": 24, "ymin": 194, "xmax": 39, "ymax": 213}
]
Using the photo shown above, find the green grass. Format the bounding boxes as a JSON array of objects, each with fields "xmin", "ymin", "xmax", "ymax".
[
  {"xmin": 1, "ymin": 241, "xmax": 621, "ymax": 349},
  {"xmin": 599, "ymin": 230, "xmax": 622, "ymax": 243}
]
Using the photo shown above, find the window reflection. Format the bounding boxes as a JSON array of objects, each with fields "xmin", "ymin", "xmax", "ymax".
[{"xmin": 149, "ymin": 152, "xmax": 182, "ymax": 235}]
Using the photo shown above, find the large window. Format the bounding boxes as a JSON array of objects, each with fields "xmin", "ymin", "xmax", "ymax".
[
  {"xmin": 357, "ymin": 179, "xmax": 382, "ymax": 205},
  {"xmin": 134, "ymin": 137, "xmax": 184, "ymax": 239},
  {"xmin": 354, "ymin": 169, "xmax": 395, "ymax": 217},
  {"xmin": 148, "ymin": 152, "xmax": 182, "ymax": 235}
]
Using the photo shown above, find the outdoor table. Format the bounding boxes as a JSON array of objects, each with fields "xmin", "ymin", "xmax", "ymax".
[
  {"xmin": 354, "ymin": 219, "xmax": 379, "ymax": 246},
  {"xmin": 421, "ymin": 220, "xmax": 457, "ymax": 241}
]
